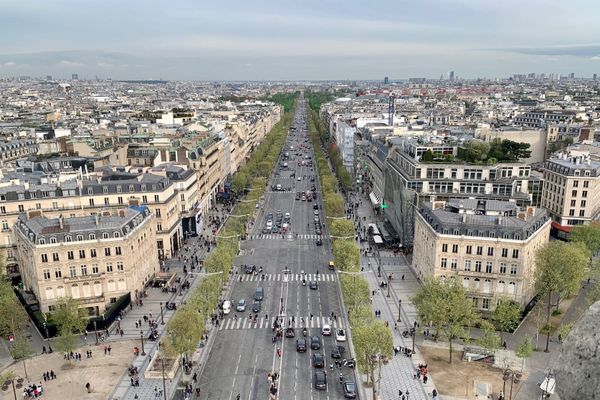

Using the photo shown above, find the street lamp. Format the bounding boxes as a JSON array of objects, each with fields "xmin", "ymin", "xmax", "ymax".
[
  {"xmin": 502, "ymin": 369, "xmax": 522, "ymax": 400},
  {"xmin": 397, "ymin": 299, "xmax": 402, "ymax": 322},
  {"xmin": 159, "ymin": 302, "xmax": 165, "ymax": 325},
  {"xmin": 93, "ymin": 320, "xmax": 98, "ymax": 345},
  {"xmin": 140, "ymin": 330, "xmax": 146, "ymax": 356}
]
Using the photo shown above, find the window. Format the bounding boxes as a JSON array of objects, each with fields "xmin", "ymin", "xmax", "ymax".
[
  {"xmin": 129, "ymin": 185, "xmax": 134, "ymax": 192},
  {"xmin": 142, "ymin": 195, "xmax": 148, "ymax": 203},
  {"xmin": 50, "ymin": 237, "xmax": 57, "ymax": 244},
  {"xmin": 452, "ymin": 244, "xmax": 459, "ymax": 253},
  {"xmin": 113, "ymin": 232, "xmax": 120, "ymax": 238},
  {"xmin": 52, "ymin": 253, "xmax": 59, "ymax": 262},
  {"xmin": 54, "ymin": 268, "xmax": 62, "ymax": 278},
  {"xmin": 117, "ymin": 262, "xmax": 124, "ymax": 272},
  {"xmin": 581, "ymin": 200, "xmax": 587, "ymax": 207},
  {"xmin": 510, "ymin": 264, "xmax": 518, "ymax": 275},
  {"xmin": 474, "ymin": 246, "xmax": 482, "ymax": 256},
  {"xmin": 450, "ymin": 259, "xmax": 457, "ymax": 270},
  {"xmin": 103, "ymin": 187, "xmax": 109, "ymax": 194},
  {"xmin": 440, "ymin": 258, "xmax": 447, "ymax": 269},
  {"xmin": 497, "ymin": 280, "xmax": 505, "ymax": 293},
  {"xmin": 18, "ymin": 205, "xmax": 24, "ymax": 212},
  {"xmin": 482, "ymin": 298, "xmax": 490, "ymax": 310},
  {"xmin": 116, "ymin": 185, "xmax": 122, "ymax": 193},
  {"xmin": 106, "ymin": 263, "xmax": 113, "ymax": 273},
  {"xmin": 0, "ymin": 206, "xmax": 5, "ymax": 214},
  {"xmin": 508, "ymin": 282, "xmax": 516, "ymax": 294},
  {"xmin": 81, "ymin": 265, "xmax": 88, "ymax": 276},
  {"xmin": 584, "ymin": 180, "xmax": 589, "ymax": 188},
  {"xmin": 87, "ymin": 188, "xmax": 94, "ymax": 195},
  {"xmin": 572, "ymin": 190, "xmax": 577, "ymax": 197},
  {"xmin": 487, "ymin": 247, "xmax": 494, "ymax": 257},
  {"xmin": 118, "ymin": 197, "xmax": 124, "ymax": 205},
  {"xmin": 573, "ymin": 181, "xmax": 579, "ymax": 188},
  {"xmin": 52, "ymin": 202, "xmax": 58, "ymax": 209},
  {"xmin": 89, "ymin": 198, "xmax": 95, "ymax": 207},
  {"xmin": 485, "ymin": 261, "xmax": 493, "ymax": 274},
  {"xmin": 473, "ymin": 278, "xmax": 481, "ymax": 289},
  {"xmin": 155, "ymin": 209, "xmax": 161, "ymax": 218},
  {"xmin": 475, "ymin": 261, "xmax": 482, "ymax": 272},
  {"xmin": 115, "ymin": 246, "xmax": 122, "ymax": 255},
  {"xmin": 579, "ymin": 210, "xmax": 585, "ymax": 217},
  {"xmin": 102, "ymin": 232, "xmax": 109, "ymax": 239},
  {"xmin": 500, "ymin": 262, "xmax": 507, "ymax": 274},
  {"xmin": 92, "ymin": 264, "xmax": 99, "ymax": 274},
  {"xmin": 154, "ymin": 195, "xmax": 160, "ymax": 202},
  {"xmin": 157, "ymin": 223, "xmax": 162, "ymax": 231},
  {"xmin": 105, "ymin": 248, "xmax": 111, "ymax": 256},
  {"xmin": 501, "ymin": 248, "xmax": 508, "ymax": 258},
  {"xmin": 570, "ymin": 199, "xmax": 576, "ymax": 207},
  {"xmin": 43, "ymin": 269, "xmax": 51, "ymax": 280},
  {"xmin": 69, "ymin": 266, "xmax": 77, "ymax": 278},
  {"xmin": 79, "ymin": 250, "xmax": 85, "ymax": 259},
  {"xmin": 1, "ymin": 220, "xmax": 8, "ymax": 230},
  {"xmin": 90, "ymin": 249, "xmax": 97, "ymax": 258},
  {"xmin": 462, "ymin": 277, "xmax": 470, "ymax": 289},
  {"xmin": 464, "ymin": 260, "xmax": 472, "ymax": 271},
  {"xmin": 89, "ymin": 233, "xmax": 95, "ymax": 240},
  {"xmin": 65, "ymin": 235, "xmax": 72, "ymax": 242},
  {"xmin": 104, "ymin": 197, "xmax": 110, "ymax": 206},
  {"xmin": 582, "ymin": 190, "xmax": 588, "ymax": 198},
  {"xmin": 569, "ymin": 209, "xmax": 575, "ymax": 216},
  {"xmin": 67, "ymin": 251, "xmax": 74, "ymax": 260},
  {"xmin": 466, "ymin": 245, "xmax": 472, "ymax": 255},
  {"xmin": 512, "ymin": 249, "xmax": 519, "ymax": 259},
  {"xmin": 76, "ymin": 234, "xmax": 84, "ymax": 241},
  {"xmin": 442, "ymin": 244, "xmax": 448, "ymax": 252},
  {"xmin": 41, "ymin": 254, "xmax": 48, "ymax": 263}
]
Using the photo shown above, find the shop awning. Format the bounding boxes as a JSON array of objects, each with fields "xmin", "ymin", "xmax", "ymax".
[
  {"xmin": 369, "ymin": 192, "xmax": 380, "ymax": 206},
  {"xmin": 373, "ymin": 235, "xmax": 384, "ymax": 244},
  {"xmin": 551, "ymin": 221, "xmax": 572, "ymax": 233}
]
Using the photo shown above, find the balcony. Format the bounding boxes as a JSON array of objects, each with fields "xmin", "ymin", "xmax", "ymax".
[{"xmin": 63, "ymin": 273, "xmax": 104, "ymax": 283}]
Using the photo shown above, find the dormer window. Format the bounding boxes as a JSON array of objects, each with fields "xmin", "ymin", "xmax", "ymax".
[
  {"xmin": 113, "ymin": 231, "xmax": 121, "ymax": 238},
  {"xmin": 129, "ymin": 185, "xmax": 135, "ymax": 192},
  {"xmin": 102, "ymin": 232, "xmax": 109, "ymax": 239},
  {"xmin": 87, "ymin": 188, "xmax": 94, "ymax": 195},
  {"xmin": 103, "ymin": 187, "xmax": 109, "ymax": 194},
  {"xmin": 39, "ymin": 238, "xmax": 46, "ymax": 245},
  {"xmin": 89, "ymin": 233, "xmax": 96, "ymax": 240},
  {"xmin": 116, "ymin": 186, "xmax": 122, "ymax": 193},
  {"xmin": 65, "ymin": 235, "xmax": 72, "ymax": 242},
  {"xmin": 50, "ymin": 237, "xmax": 57, "ymax": 244},
  {"xmin": 76, "ymin": 235, "xmax": 84, "ymax": 241}
]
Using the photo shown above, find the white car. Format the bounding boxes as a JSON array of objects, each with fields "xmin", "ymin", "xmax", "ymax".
[
  {"xmin": 222, "ymin": 300, "xmax": 231, "ymax": 315},
  {"xmin": 335, "ymin": 328, "xmax": 346, "ymax": 342},
  {"xmin": 297, "ymin": 177, "xmax": 302, "ymax": 181},
  {"xmin": 321, "ymin": 324, "xmax": 332, "ymax": 336}
]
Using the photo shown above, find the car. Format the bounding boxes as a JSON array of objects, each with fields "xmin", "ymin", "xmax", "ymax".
[
  {"xmin": 296, "ymin": 338, "xmax": 307, "ymax": 352},
  {"xmin": 244, "ymin": 265, "xmax": 256, "ymax": 274},
  {"xmin": 312, "ymin": 352, "xmax": 325, "ymax": 368},
  {"xmin": 271, "ymin": 226, "xmax": 279, "ymax": 233},
  {"xmin": 301, "ymin": 195, "xmax": 306, "ymax": 201},
  {"xmin": 310, "ymin": 336, "xmax": 321, "ymax": 350},
  {"xmin": 309, "ymin": 280, "xmax": 318, "ymax": 290},
  {"xmin": 297, "ymin": 177, "xmax": 302, "ymax": 181},
  {"xmin": 314, "ymin": 216, "xmax": 320, "ymax": 223},
  {"xmin": 313, "ymin": 210, "xmax": 319, "ymax": 216},
  {"xmin": 236, "ymin": 299, "xmax": 246, "ymax": 312},
  {"xmin": 222, "ymin": 300, "xmax": 231, "ymax": 315},
  {"xmin": 316, "ymin": 238, "xmax": 322, "ymax": 246},
  {"xmin": 342, "ymin": 381, "xmax": 358, "ymax": 398},
  {"xmin": 310, "ymin": 177, "xmax": 315, "ymax": 182},
  {"xmin": 331, "ymin": 345, "xmax": 346, "ymax": 359},
  {"xmin": 251, "ymin": 301, "xmax": 262, "ymax": 313},
  {"xmin": 335, "ymin": 328, "xmax": 346, "ymax": 342},
  {"xmin": 285, "ymin": 327, "xmax": 295, "ymax": 338},
  {"xmin": 313, "ymin": 204, "xmax": 319, "ymax": 210},
  {"xmin": 284, "ymin": 212, "xmax": 290, "ymax": 219},
  {"xmin": 321, "ymin": 324, "xmax": 332, "ymax": 336},
  {"xmin": 314, "ymin": 370, "xmax": 327, "ymax": 390}
]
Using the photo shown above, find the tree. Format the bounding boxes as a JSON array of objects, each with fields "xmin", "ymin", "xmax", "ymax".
[
  {"xmin": 529, "ymin": 304, "xmax": 545, "ymax": 351},
  {"xmin": 330, "ymin": 219, "xmax": 355, "ymax": 240},
  {"xmin": 501, "ymin": 140, "xmax": 531, "ymax": 161},
  {"xmin": 412, "ymin": 278, "xmax": 479, "ymax": 363},
  {"xmin": 515, "ymin": 336, "xmax": 533, "ymax": 372},
  {"xmin": 52, "ymin": 298, "xmax": 88, "ymax": 356},
  {"xmin": 339, "ymin": 275, "xmax": 370, "ymax": 311},
  {"xmin": 557, "ymin": 323, "xmax": 573, "ymax": 343},
  {"xmin": 323, "ymin": 193, "xmax": 345, "ymax": 219},
  {"xmin": 165, "ymin": 306, "xmax": 203, "ymax": 363},
  {"xmin": 332, "ymin": 240, "xmax": 360, "ymax": 272},
  {"xmin": 0, "ymin": 280, "xmax": 28, "ymax": 338},
  {"xmin": 8, "ymin": 336, "xmax": 34, "ymax": 378},
  {"xmin": 421, "ymin": 149, "xmax": 434, "ymax": 162},
  {"xmin": 353, "ymin": 321, "xmax": 393, "ymax": 397},
  {"xmin": 476, "ymin": 320, "xmax": 501, "ymax": 355},
  {"xmin": 535, "ymin": 241, "xmax": 589, "ymax": 352},
  {"xmin": 491, "ymin": 299, "xmax": 521, "ymax": 343},
  {"xmin": 570, "ymin": 224, "xmax": 600, "ymax": 283},
  {"xmin": 467, "ymin": 140, "xmax": 490, "ymax": 162},
  {"xmin": 231, "ymin": 171, "xmax": 249, "ymax": 194},
  {"xmin": 321, "ymin": 175, "xmax": 338, "ymax": 195}
]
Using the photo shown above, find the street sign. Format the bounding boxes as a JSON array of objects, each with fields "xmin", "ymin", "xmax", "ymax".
[{"xmin": 381, "ymin": 201, "xmax": 388, "ymax": 209}]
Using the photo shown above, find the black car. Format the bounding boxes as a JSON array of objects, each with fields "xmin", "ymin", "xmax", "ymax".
[
  {"xmin": 342, "ymin": 381, "xmax": 357, "ymax": 398},
  {"xmin": 251, "ymin": 301, "xmax": 261, "ymax": 313},
  {"xmin": 244, "ymin": 265, "xmax": 256, "ymax": 274},
  {"xmin": 309, "ymin": 281, "xmax": 318, "ymax": 290},
  {"xmin": 310, "ymin": 335, "xmax": 321, "ymax": 350},
  {"xmin": 331, "ymin": 345, "xmax": 346, "ymax": 359},
  {"xmin": 285, "ymin": 327, "xmax": 295, "ymax": 338},
  {"xmin": 312, "ymin": 352, "xmax": 325, "ymax": 368},
  {"xmin": 296, "ymin": 338, "xmax": 307, "ymax": 352},
  {"xmin": 316, "ymin": 239, "xmax": 322, "ymax": 246},
  {"xmin": 314, "ymin": 371, "xmax": 327, "ymax": 390},
  {"xmin": 313, "ymin": 204, "xmax": 319, "ymax": 210}
]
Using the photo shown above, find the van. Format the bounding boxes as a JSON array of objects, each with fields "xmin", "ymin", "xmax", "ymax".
[
  {"xmin": 222, "ymin": 300, "xmax": 231, "ymax": 315},
  {"xmin": 254, "ymin": 287, "xmax": 264, "ymax": 301}
]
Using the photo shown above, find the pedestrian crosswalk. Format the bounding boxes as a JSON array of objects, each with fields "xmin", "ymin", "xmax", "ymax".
[
  {"xmin": 252, "ymin": 234, "xmax": 323, "ymax": 240},
  {"xmin": 219, "ymin": 315, "xmax": 342, "ymax": 331},
  {"xmin": 238, "ymin": 273, "xmax": 336, "ymax": 282}
]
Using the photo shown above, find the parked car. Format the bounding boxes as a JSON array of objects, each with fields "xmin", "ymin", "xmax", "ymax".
[{"xmin": 335, "ymin": 328, "xmax": 347, "ymax": 342}]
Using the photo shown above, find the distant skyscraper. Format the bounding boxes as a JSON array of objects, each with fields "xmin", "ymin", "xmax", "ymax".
[
  {"xmin": 71, "ymin": 73, "xmax": 79, "ymax": 80},
  {"xmin": 569, "ymin": 72, "xmax": 575, "ymax": 79},
  {"xmin": 449, "ymin": 71, "xmax": 455, "ymax": 81},
  {"xmin": 383, "ymin": 76, "xmax": 389, "ymax": 85},
  {"xmin": 593, "ymin": 73, "xmax": 597, "ymax": 81},
  {"xmin": 46, "ymin": 75, "xmax": 52, "ymax": 81}
]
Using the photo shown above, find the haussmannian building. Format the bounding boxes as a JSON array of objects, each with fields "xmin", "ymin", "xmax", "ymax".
[
  {"xmin": 14, "ymin": 206, "xmax": 158, "ymax": 315},
  {"xmin": 412, "ymin": 199, "xmax": 551, "ymax": 314}
]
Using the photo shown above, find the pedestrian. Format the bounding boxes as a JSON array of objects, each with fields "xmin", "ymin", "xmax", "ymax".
[
  {"xmin": 108, "ymin": 345, "xmax": 112, "ymax": 355},
  {"xmin": 432, "ymin": 389, "xmax": 438, "ymax": 399},
  {"xmin": 43, "ymin": 372, "xmax": 47, "ymax": 382},
  {"xmin": 192, "ymin": 372, "xmax": 197, "ymax": 382},
  {"xmin": 50, "ymin": 370, "xmax": 55, "ymax": 379},
  {"xmin": 85, "ymin": 382, "xmax": 91, "ymax": 393},
  {"xmin": 104, "ymin": 346, "xmax": 107, "ymax": 355}
]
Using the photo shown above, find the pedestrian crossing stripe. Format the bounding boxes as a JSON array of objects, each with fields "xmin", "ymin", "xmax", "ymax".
[
  {"xmin": 219, "ymin": 315, "xmax": 342, "ymax": 331},
  {"xmin": 253, "ymin": 234, "xmax": 323, "ymax": 240},
  {"xmin": 238, "ymin": 273, "xmax": 336, "ymax": 282}
]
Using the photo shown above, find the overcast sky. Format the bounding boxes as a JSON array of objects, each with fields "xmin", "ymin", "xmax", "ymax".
[{"xmin": 1, "ymin": 0, "xmax": 599, "ymax": 80}]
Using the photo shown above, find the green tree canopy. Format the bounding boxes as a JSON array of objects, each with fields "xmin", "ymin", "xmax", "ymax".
[
  {"xmin": 492, "ymin": 298, "xmax": 521, "ymax": 342},
  {"xmin": 330, "ymin": 219, "xmax": 355, "ymax": 240},
  {"xmin": 412, "ymin": 278, "xmax": 479, "ymax": 363},
  {"xmin": 515, "ymin": 335, "xmax": 534, "ymax": 372},
  {"xmin": 324, "ymin": 192, "xmax": 345, "ymax": 219},
  {"xmin": 353, "ymin": 321, "xmax": 393, "ymax": 397},
  {"xmin": 165, "ymin": 306, "xmax": 203, "ymax": 359},
  {"xmin": 476, "ymin": 320, "xmax": 501, "ymax": 355},
  {"xmin": 332, "ymin": 240, "xmax": 360, "ymax": 272}
]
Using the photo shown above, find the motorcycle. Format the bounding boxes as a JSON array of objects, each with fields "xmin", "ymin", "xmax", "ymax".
[
  {"xmin": 303, "ymin": 328, "xmax": 307, "ymax": 337},
  {"xmin": 342, "ymin": 358, "xmax": 356, "ymax": 368},
  {"xmin": 302, "ymin": 279, "xmax": 306, "ymax": 286}
]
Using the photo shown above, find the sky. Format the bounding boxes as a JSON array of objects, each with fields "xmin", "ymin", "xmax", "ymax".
[{"xmin": 0, "ymin": 0, "xmax": 599, "ymax": 80}]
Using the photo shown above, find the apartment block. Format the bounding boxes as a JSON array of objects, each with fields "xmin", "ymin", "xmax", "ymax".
[
  {"xmin": 540, "ymin": 151, "xmax": 600, "ymax": 239},
  {"xmin": 412, "ymin": 199, "xmax": 551, "ymax": 313},
  {"xmin": 14, "ymin": 207, "xmax": 158, "ymax": 315}
]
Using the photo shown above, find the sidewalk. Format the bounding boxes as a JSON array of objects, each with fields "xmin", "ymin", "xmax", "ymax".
[
  {"xmin": 108, "ymin": 204, "xmax": 232, "ymax": 400},
  {"xmin": 353, "ymin": 192, "xmax": 435, "ymax": 400}
]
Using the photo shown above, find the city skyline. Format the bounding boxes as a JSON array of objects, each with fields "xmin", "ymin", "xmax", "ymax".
[{"xmin": 0, "ymin": 0, "xmax": 600, "ymax": 80}]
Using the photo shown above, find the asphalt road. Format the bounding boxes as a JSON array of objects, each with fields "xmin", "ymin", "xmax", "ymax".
[{"xmin": 198, "ymin": 98, "xmax": 357, "ymax": 399}]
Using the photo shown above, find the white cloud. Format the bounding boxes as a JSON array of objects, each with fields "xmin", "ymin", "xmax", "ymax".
[
  {"xmin": 592, "ymin": 55, "xmax": 600, "ymax": 61},
  {"xmin": 4, "ymin": 61, "xmax": 16, "ymax": 67},
  {"xmin": 56, "ymin": 60, "xmax": 85, "ymax": 68},
  {"xmin": 97, "ymin": 62, "xmax": 117, "ymax": 68}
]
